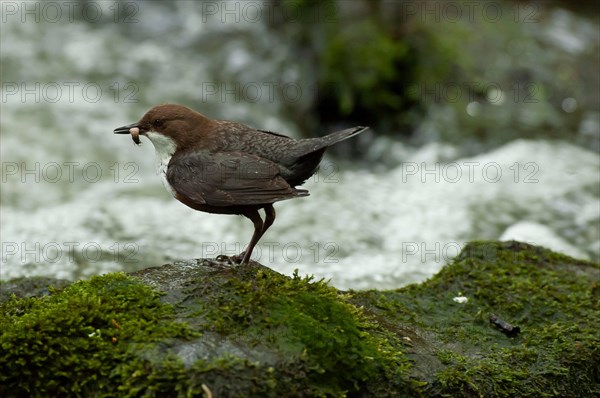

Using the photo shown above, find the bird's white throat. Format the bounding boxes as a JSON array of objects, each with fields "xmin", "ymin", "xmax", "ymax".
[{"xmin": 145, "ymin": 131, "xmax": 177, "ymax": 196}]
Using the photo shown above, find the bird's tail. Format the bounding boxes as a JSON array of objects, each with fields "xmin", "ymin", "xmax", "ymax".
[{"xmin": 294, "ymin": 126, "xmax": 369, "ymax": 155}]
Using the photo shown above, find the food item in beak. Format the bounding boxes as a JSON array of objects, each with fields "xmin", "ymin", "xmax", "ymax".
[{"xmin": 130, "ymin": 127, "xmax": 141, "ymax": 145}]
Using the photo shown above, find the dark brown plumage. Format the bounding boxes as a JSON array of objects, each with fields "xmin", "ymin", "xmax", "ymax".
[{"xmin": 114, "ymin": 104, "xmax": 368, "ymax": 265}]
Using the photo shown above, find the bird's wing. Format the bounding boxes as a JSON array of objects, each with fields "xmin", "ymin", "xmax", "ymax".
[
  {"xmin": 166, "ymin": 151, "xmax": 308, "ymax": 206},
  {"xmin": 255, "ymin": 128, "xmax": 294, "ymax": 139}
]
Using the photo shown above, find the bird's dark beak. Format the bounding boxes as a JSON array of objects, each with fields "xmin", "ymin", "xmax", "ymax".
[
  {"xmin": 113, "ymin": 122, "xmax": 139, "ymax": 134},
  {"xmin": 114, "ymin": 122, "xmax": 142, "ymax": 145}
]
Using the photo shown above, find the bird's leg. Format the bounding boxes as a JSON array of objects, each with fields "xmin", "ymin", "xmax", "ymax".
[
  {"xmin": 261, "ymin": 204, "xmax": 276, "ymax": 236},
  {"xmin": 234, "ymin": 205, "xmax": 275, "ymax": 265},
  {"xmin": 239, "ymin": 209, "xmax": 264, "ymax": 265}
]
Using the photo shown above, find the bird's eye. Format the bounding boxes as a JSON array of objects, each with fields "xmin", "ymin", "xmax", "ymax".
[{"xmin": 154, "ymin": 119, "xmax": 164, "ymax": 127}]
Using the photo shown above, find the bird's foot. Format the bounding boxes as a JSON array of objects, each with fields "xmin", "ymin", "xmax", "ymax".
[
  {"xmin": 214, "ymin": 254, "xmax": 237, "ymax": 266},
  {"xmin": 200, "ymin": 257, "xmax": 235, "ymax": 268},
  {"xmin": 229, "ymin": 252, "xmax": 245, "ymax": 264},
  {"xmin": 229, "ymin": 251, "xmax": 254, "ymax": 266}
]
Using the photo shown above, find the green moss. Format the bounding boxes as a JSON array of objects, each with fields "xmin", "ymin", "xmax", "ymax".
[
  {"xmin": 352, "ymin": 241, "xmax": 600, "ymax": 398},
  {"xmin": 180, "ymin": 267, "xmax": 418, "ymax": 396},
  {"xmin": 0, "ymin": 273, "xmax": 195, "ymax": 397},
  {"xmin": 0, "ymin": 267, "xmax": 419, "ymax": 397}
]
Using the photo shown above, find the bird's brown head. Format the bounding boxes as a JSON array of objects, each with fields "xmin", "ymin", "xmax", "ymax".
[{"xmin": 114, "ymin": 104, "xmax": 211, "ymax": 152}]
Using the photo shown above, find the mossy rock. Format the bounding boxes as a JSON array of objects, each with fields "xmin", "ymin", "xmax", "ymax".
[
  {"xmin": 1, "ymin": 241, "xmax": 598, "ymax": 397},
  {"xmin": 352, "ymin": 241, "xmax": 600, "ymax": 397}
]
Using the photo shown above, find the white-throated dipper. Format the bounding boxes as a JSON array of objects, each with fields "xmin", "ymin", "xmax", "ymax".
[{"xmin": 114, "ymin": 104, "xmax": 368, "ymax": 265}]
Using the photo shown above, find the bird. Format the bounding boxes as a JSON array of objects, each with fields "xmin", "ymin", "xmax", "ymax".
[{"xmin": 114, "ymin": 104, "xmax": 368, "ymax": 265}]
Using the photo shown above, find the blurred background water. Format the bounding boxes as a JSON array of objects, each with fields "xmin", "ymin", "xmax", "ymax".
[{"xmin": 1, "ymin": 0, "xmax": 598, "ymax": 289}]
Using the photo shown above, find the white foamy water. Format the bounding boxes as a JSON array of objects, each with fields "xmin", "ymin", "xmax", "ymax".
[{"xmin": 1, "ymin": 2, "xmax": 598, "ymax": 289}]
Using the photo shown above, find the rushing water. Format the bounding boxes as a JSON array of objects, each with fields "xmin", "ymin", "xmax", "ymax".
[{"xmin": 1, "ymin": 1, "xmax": 598, "ymax": 289}]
